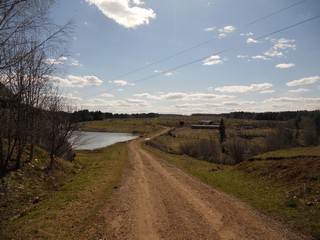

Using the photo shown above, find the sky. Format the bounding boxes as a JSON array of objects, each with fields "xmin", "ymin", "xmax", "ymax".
[{"xmin": 51, "ymin": 0, "xmax": 320, "ymax": 114}]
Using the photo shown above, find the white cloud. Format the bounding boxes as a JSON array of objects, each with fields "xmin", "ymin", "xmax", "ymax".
[
  {"xmin": 45, "ymin": 56, "xmax": 68, "ymax": 65},
  {"xmin": 204, "ymin": 27, "xmax": 216, "ymax": 32},
  {"xmin": 272, "ymin": 38, "xmax": 296, "ymax": 51},
  {"xmin": 259, "ymin": 38, "xmax": 297, "ymax": 60},
  {"xmin": 153, "ymin": 70, "xmax": 176, "ymax": 77},
  {"xmin": 164, "ymin": 72, "xmax": 175, "ymax": 77},
  {"xmin": 135, "ymin": 92, "xmax": 234, "ymax": 101},
  {"xmin": 112, "ymin": 80, "xmax": 129, "ymax": 86},
  {"xmin": 134, "ymin": 93, "xmax": 160, "ymax": 100},
  {"xmin": 264, "ymin": 50, "xmax": 283, "ymax": 57},
  {"xmin": 246, "ymin": 38, "xmax": 258, "ymax": 44},
  {"xmin": 101, "ymin": 93, "xmax": 114, "ymax": 97},
  {"xmin": 237, "ymin": 55, "xmax": 249, "ymax": 59},
  {"xmin": 132, "ymin": 0, "xmax": 144, "ymax": 5},
  {"xmin": 84, "ymin": 97, "xmax": 152, "ymax": 113},
  {"xmin": 70, "ymin": 58, "xmax": 84, "ymax": 67},
  {"xmin": 263, "ymin": 97, "xmax": 320, "ymax": 110},
  {"xmin": 203, "ymin": 55, "xmax": 224, "ymax": 66},
  {"xmin": 61, "ymin": 93, "xmax": 83, "ymax": 102},
  {"xmin": 287, "ymin": 76, "xmax": 320, "ymax": 87},
  {"xmin": 51, "ymin": 75, "xmax": 103, "ymax": 87},
  {"xmin": 261, "ymin": 90, "xmax": 274, "ymax": 94},
  {"xmin": 241, "ymin": 32, "xmax": 254, "ymax": 37},
  {"xmin": 218, "ymin": 25, "xmax": 235, "ymax": 38},
  {"xmin": 252, "ymin": 55, "xmax": 269, "ymax": 61},
  {"xmin": 219, "ymin": 25, "xmax": 235, "ymax": 33},
  {"xmin": 86, "ymin": 0, "xmax": 156, "ymax": 28},
  {"xmin": 275, "ymin": 63, "xmax": 295, "ymax": 69},
  {"xmin": 214, "ymin": 83, "xmax": 273, "ymax": 93},
  {"xmin": 261, "ymin": 38, "xmax": 296, "ymax": 59},
  {"xmin": 288, "ymin": 88, "xmax": 310, "ymax": 93}
]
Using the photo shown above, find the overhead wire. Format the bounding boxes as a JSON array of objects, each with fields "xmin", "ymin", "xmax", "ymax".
[
  {"xmin": 245, "ymin": 0, "xmax": 307, "ymax": 27},
  {"xmin": 101, "ymin": 13, "xmax": 320, "ymax": 93},
  {"xmin": 107, "ymin": 0, "xmax": 308, "ymax": 82}
]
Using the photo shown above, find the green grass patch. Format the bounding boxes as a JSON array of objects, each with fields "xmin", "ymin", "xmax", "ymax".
[
  {"xmin": 79, "ymin": 118, "xmax": 161, "ymax": 134},
  {"xmin": 144, "ymin": 145, "xmax": 320, "ymax": 239},
  {"xmin": 251, "ymin": 145, "xmax": 320, "ymax": 160},
  {"xmin": 1, "ymin": 143, "xmax": 129, "ymax": 240}
]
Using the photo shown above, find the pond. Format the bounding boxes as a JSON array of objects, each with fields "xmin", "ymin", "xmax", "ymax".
[{"xmin": 72, "ymin": 131, "xmax": 138, "ymax": 150}]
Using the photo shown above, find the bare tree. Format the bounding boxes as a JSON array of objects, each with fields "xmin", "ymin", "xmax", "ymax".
[
  {"xmin": 0, "ymin": 0, "xmax": 74, "ymax": 177},
  {"xmin": 265, "ymin": 126, "xmax": 294, "ymax": 151},
  {"xmin": 42, "ymin": 89, "xmax": 78, "ymax": 169},
  {"xmin": 0, "ymin": 0, "xmax": 72, "ymax": 71},
  {"xmin": 299, "ymin": 117, "xmax": 318, "ymax": 146}
]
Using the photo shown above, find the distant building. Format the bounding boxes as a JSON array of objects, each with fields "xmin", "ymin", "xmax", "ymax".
[{"xmin": 191, "ymin": 120, "xmax": 219, "ymax": 129}]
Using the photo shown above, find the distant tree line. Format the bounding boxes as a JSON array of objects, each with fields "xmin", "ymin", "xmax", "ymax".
[
  {"xmin": 0, "ymin": 0, "xmax": 75, "ymax": 178},
  {"xmin": 192, "ymin": 110, "xmax": 320, "ymax": 121},
  {"xmin": 193, "ymin": 110, "xmax": 320, "ymax": 134},
  {"xmin": 72, "ymin": 110, "xmax": 160, "ymax": 122}
]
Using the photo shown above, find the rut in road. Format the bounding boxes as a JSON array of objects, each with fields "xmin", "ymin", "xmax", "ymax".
[{"xmin": 101, "ymin": 136, "xmax": 303, "ymax": 240}]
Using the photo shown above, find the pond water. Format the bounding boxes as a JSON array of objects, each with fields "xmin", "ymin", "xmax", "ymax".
[{"xmin": 72, "ymin": 131, "xmax": 138, "ymax": 150}]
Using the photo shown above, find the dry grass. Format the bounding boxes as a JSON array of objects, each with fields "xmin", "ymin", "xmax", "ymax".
[
  {"xmin": 1, "ymin": 143, "xmax": 129, "ymax": 240},
  {"xmin": 79, "ymin": 118, "xmax": 161, "ymax": 134},
  {"xmin": 250, "ymin": 146, "xmax": 320, "ymax": 160}
]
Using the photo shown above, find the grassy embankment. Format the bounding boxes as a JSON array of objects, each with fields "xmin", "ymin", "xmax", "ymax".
[
  {"xmin": 2, "ymin": 118, "xmax": 319, "ymax": 238},
  {"xmin": 1, "ymin": 143, "xmax": 128, "ymax": 240},
  {"xmin": 144, "ymin": 144, "xmax": 320, "ymax": 239}
]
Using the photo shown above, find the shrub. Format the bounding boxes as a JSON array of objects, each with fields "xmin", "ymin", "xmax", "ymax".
[
  {"xmin": 225, "ymin": 137, "xmax": 247, "ymax": 164},
  {"xmin": 180, "ymin": 139, "xmax": 221, "ymax": 163},
  {"xmin": 299, "ymin": 117, "xmax": 319, "ymax": 146},
  {"xmin": 265, "ymin": 127, "xmax": 294, "ymax": 151}
]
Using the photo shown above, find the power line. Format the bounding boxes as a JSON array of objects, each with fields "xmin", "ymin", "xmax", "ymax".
[
  {"xmin": 108, "ymin": 0, "xmax": 308, "ymax": 82},
  {"xmin": 127, "ymin": 14, "xmax": 320, "ymax": 85},
  {"xmin": 245, "ymin": 0, "xmax": 307, "ymax": 27},
  {"xmin": 109, "ymin": 38, "xmax": 218, "ymax": 81},
  {"xmin": 98, "ymin": 13, "xmax": 320, "ymax": 95}
]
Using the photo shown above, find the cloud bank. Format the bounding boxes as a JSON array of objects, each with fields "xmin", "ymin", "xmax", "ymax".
[
  {"xmin": 287, "ymin": 76, "xmax": 320, "ymax": 87},
  {"xmin": 213, "ymin": 83, "xmax": 273, "ymax": 93},
  {"xmin": 51, "ymin": 75, "xmax": 103, "ymax": 87},
  {"xmin": 275, "ymin": 63, "xmax": 295, "ymax": 69}
]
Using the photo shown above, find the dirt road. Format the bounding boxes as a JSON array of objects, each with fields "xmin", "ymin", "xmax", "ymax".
[{"xmin": 101, "ymin": 131, "xmax": 303, "ymax": 240}]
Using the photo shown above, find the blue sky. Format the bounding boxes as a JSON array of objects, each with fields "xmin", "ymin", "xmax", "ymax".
[{"xmin": 51, "ymin": 0, "xmax": 320, "ymax": 114}]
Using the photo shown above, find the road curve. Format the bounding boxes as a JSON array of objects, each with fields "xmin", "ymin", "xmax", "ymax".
[{"xmin": 101, "ymin": 130, "xmax": 303, "ymax": 240}]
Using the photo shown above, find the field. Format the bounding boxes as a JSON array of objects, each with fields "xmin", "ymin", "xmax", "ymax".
[
  {"xmin": 78, "ymin": 118, "xmax": 162, "ymax": 133},
  {"xmin": 80, "ymin": 117, "xmax": 320, "ymax": 238},
  {"xmin": 1, "ymin": 116, "xmax": 319, "ymax": 239}
]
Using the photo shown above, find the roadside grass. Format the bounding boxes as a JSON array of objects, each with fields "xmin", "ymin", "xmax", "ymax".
[
  {"xmin": 250, "ymin": 145, "xmax": 320, "ymax": 160},
  {"xmin": 144, "ymin": 144, "xmax": 320, "ymax": 239},
  {"xmin": 0, "ymin": 146, "xmax": 75, "ymax": 226},
  {"xmin": 1, "ymin": 143, "xmax": 128, "ymax": 240}
]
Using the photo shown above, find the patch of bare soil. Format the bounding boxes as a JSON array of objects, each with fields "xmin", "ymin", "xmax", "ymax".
[{"xmin": 98, "ymin": 136, "xmax": 306, "ymax": 239}]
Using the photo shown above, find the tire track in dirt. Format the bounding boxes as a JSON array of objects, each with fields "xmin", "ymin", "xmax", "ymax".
[{"xmin": 101, "ymin": 130, "xmax": 304, "ymax": 240}]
